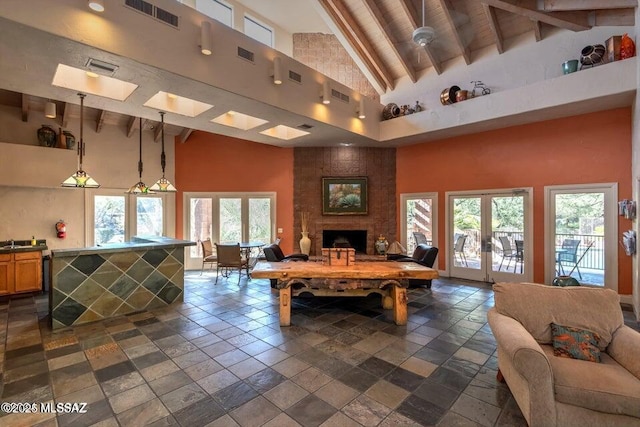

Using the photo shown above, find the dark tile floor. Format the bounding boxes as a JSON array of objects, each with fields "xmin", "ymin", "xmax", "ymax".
[{"xmin": 0, "ymin": 273, "xmax": 638, "ymax": 426}]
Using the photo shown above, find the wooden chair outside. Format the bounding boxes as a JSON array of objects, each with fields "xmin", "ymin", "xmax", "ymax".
[
  {"xmin": 214, "ymin": 243, "xmax": 249, "ymax": 285},
  {"xmin": 200, "ymin": 239, "xmax": 216, "ymax": 275}
]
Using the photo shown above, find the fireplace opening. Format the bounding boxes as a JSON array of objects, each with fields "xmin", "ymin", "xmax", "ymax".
[{"xmin": 322, "ymin": 230, "xmax": 367, "ymax": 254}]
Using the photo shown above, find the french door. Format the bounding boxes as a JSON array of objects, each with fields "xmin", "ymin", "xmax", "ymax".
[
  {"xmin": 448, "ymin": 189, "xmax": 532, "ymax": 283},
  {"xmin": 400, "ymin": 193, "xmax": 437, "ymax": 256},
  {"xmin": 184, "ymin": 192, "xmax": 275, "ymax": 270}
]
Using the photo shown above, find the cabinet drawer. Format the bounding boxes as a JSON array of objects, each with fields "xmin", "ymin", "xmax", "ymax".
[
  {"xmin": 0, "ymin": 254, "xmax": 10, "ymax": 262},
  {"xmin": 14, "ymin": 251, "xmax": 41, "ymax": 261}
]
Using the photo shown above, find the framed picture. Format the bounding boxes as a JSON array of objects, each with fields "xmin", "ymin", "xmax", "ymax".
[{"xmin": 322, "ymin": 177, "xmax": 368, "ymax": 215}]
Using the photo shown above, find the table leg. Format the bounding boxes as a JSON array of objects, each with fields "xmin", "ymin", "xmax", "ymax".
[
  {"xmin": 279, "ymin": 287, "xmax": 291, "ymax": 327},
  {"xmin": 390, "ymin": 285, "xmax": 407, "ymax": 325}
]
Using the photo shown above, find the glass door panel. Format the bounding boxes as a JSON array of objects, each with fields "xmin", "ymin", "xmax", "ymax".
[
  {"xmin": 219, "ymin": 198, "xmax": 242, "ymax": 243},
  {"xmin": 249, "ymin": 198, "xmax": 271, "ymax": 243},
  {"xmin": 189, "ymin": 198, "xmax": 212, "ymax": 258},
  {"xmin": 554, "ymin": 192, "xmax": 605, "ymax": 286},
  {"xmin": 94, "ymin": 195, "xmax": 126, "ymax": 245},
  {"xmin": 452, "ymin": 196, "xmax": 481, "ymax": 272},
  {"xmin": 405, "ymin": 198, "xmax": 433, "ymax": 255},
  {"xmin": 489, "ymin": 195, "xmax": 526, "ymax": 282}
]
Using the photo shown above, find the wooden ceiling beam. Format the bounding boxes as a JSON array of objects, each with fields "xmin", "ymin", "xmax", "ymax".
[
  {"xmin": 540, "ymin": 0, "xmax": 637, "ymax": 11},
  {"xmin": 126, "ymin": 116, "xmax": 138, "ymax": 138},
  {"xmin": 95, "ymin": 109, "xmax": 106, "ymax": 133},
  {"xmin": 179, "ymin": 128, "xmax": 193, "ymax": 144},
  {"xmin": 532, "ymin": 19, "xmax": 543, "ymax": 41},
  {"xmin": 483, "ymin": 4, "xmax": 505, "ymax": 54},
  {"xmin": 361, "ymin": 0, "xmax": 416, "ymax": 83},
  {"xmin": 437, "ymin": 0, "xmax": 471, "ymax": 64},
  {"xmin": 481, "ymin": 0, "xmax": 591, "ymax": 31},
  {"xmin": 591, "ymin": 9, "xmax": 635, "ymax": 27},
  {"xmin": 21, "ymin": 93, "xmax": 29, "ymax": 122},
  {"xmin": 318, "ymin": 0, "xmax": 393, "ymax": 91},
  {"xmin": 398, "ymin": 0, "xmax": 442, "ymax": 75}
]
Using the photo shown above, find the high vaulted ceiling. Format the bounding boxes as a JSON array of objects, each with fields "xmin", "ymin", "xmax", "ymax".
[{"xmin": 313, "ymin": 0, "xmax": 635, "ymax": 93}]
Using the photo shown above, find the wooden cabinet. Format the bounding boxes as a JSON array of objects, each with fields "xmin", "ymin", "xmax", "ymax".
[{"xmin": 0, "ymin": 251, "xmax": 42, "ymax": 295}]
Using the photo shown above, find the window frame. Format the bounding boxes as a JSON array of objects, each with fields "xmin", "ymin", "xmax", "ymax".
[{"xmin": 243, "ymin": 14, "xmax": 274, "ymax": 47}]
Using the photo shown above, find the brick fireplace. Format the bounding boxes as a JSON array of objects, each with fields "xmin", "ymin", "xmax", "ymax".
[{"xmin": 293, "ymin": 147, "xmax": 396, "ymax": 255}]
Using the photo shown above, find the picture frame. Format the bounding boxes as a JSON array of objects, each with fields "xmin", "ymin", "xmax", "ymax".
[{"xmin": 322, "ymin": 177, "xmax": 368, "ymax": 215}]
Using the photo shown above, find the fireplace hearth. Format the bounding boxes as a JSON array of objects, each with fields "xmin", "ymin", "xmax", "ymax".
[{"xmin": 322, "ymin": 230, "xmax": 367, "ymax": 254}]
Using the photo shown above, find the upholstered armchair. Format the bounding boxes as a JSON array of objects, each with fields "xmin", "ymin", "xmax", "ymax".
[
  {"xmin": 263, "ymin": 243, "xmax": 309, "ymax": 262},
  {"xmin": 489, "ymin": 282, "xmax": 640, "ymax": 426}
]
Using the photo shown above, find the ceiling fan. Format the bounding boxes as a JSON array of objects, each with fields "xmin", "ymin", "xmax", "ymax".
[{"xmin": 413, "ymin": 0, "xmax": 436, "ymax": 47}]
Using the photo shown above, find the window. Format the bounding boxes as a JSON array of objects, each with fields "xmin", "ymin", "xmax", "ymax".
[
  {"xmin": 87, "ymin": 190, "xmax": 169, "ymax": 246},
  {"xmin": 198, "ymin": 0, "xmax": 233, "ymax": 27},
  {"xmin": 244, "ymin": 15, "xmax": 273, "ymax": 47}
]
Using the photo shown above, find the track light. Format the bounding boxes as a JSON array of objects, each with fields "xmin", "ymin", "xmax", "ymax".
[
  {"xmin": 321, "ymin": 81, "xmax": 330, "ymax": 105},
  {"xmin": 272, "ymin": 57, "xmax": 283, "ymax": 85},
  {"xmin": 201, "ymin": 21, "xmax": 212, "ymax": 55},
  {"xmin": 357, "ymin": 98, "xmax": 366, "ymax": 119},
  {"xmin": 88, "ymin": 0, "xmax": 104, "ymax": 12},
  {"xmin": 45, "ymin": 101, "xmax": 56, "ymax": 119}
]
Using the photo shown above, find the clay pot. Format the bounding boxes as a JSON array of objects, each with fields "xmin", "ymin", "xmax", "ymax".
[
  {"xmin": 382, "ymin": 103, "xmax": 401, "ymax": 120},
  {"xmin": 455, "ymin": 90, "xmax": 468, "ymax": 102},
  {"xmin": 580, "ymin": 44, "xmax": 606, "ymax": 67},
  {"xmin": 37, "ymin": 125, "xmax": 57, "ymax": 147}
]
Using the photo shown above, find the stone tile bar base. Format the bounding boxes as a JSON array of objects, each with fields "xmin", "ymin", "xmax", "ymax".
[{"xmin": 50, "ymin": 237, "xmax": 194, "ymax": 329}]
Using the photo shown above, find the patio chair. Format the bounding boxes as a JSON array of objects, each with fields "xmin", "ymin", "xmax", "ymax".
[
  {"xmin": 454, "ymin": 234, "xmax": 468, "ymax": 267},
  {"xmin": 498, "ymin": 236, "xmax": 519, "ymax": 272},
  {"xmin": 557, "ymin": 239, "xmax": 583, "ymax": 279},
  {"xmin": 200, "ymin": 239, "xmax": 216, "ymax": 275},
  {"xmin": 413, "ymin": 231, "xmax": 429, "ymax": 246},
  {"xmin": 214, "ymin": 243, "xmax": 249, "ymax": 285}
]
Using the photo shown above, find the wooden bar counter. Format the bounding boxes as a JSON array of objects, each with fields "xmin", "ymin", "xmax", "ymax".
[{"xmin": 251, "ymin": 261, "xmax": 438, "ymax": 326}]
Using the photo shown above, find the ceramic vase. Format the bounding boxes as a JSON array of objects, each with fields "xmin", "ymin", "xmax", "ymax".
[
  {"xmin": 300, "ymin": 231, "xmax": 311, "ymax": 255},
  {"xmin": 552, "ymin": 275, "xmax": 580, "ymax": 287},
  {"xmin": 37, "ymin": 125, "xmax": 57, "ymax": 147},
  {"xmin": 375, "ymin": 235, "xmax": 389, "ymax": 255},
  {"xmin": 63, "ymin": 131, "xmax": 76, "ymax": 150},
  {"xmin": 562, "ymin": 60, "xmax": 579, "ymax": 74},
  {"xmin": 382, "ymin": 103, "xmax": 400, "ymax": 120}
]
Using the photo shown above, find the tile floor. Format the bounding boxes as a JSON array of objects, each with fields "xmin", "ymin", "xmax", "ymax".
[{"xmin": 0, "ymin": 273, "xmax": 638, "ymax": 427}]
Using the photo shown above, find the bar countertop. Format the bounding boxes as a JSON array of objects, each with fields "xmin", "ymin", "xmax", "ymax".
[{"xmin": 51, "ymin": 236, "xmax": 195, "ymax": 257}]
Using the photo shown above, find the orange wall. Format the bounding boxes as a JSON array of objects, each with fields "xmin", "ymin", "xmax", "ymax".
[
  {"xmin": 397, "ymin": 108, "xmax": 633, "ymax": 294},
  {"xmin": 174, "ymin": 131, "xmax": 295, "ymax": 253}
]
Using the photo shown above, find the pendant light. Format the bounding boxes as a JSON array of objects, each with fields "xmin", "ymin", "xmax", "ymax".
[
  {"xmin": 62, "ymin": 93, "xmax": 100, "ymax": 188},
  {"xmin": 150, "ymin": 111, "xmax": 177, "ymax": 192},
  {"xmin": 126, "ymin": 117, "xmax": 154, "ymax": 194}
]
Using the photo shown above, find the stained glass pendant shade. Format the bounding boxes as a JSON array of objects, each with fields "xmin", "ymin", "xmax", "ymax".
[
  {"xmin": 126, "ymin": 117, "xmax": 154, "ymax": 194},
  {"xmin": 149, "ymin": 111, "xmax": 177, "ymax": 192},
  {"xmin": 61, "ymin": 93, "xmax": 100, "ymax": 188}
]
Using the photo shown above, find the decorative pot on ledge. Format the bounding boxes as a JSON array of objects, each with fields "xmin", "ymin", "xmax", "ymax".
[{"xmin": 300, "ymin": 231, "xmax": 311, "ymax": 255}]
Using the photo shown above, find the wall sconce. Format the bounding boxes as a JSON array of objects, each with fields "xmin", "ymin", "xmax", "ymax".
[
  {"xmin": 201, "ymin": 21, "xmax": 212, "ymax": 55},
  {"xmin": 321, "ymin": 81, "xmax": 330, "ymax": 105},
  {"xmin": 45, "ymin": 101, "xmax": 56, "ymax": 119},
  {"xmin": 272, "ymin": 57, "xmax": 283, "ymax": 85},
  {"xmin": 357, "ymin": 98, "xmax": 366, "ymax": 119},
  {"xmin": 88, "ymin": 0, "xmax": 104, "ymax": 12}
]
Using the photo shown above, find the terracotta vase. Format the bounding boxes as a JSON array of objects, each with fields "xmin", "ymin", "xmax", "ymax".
[{"xmin": 300, "ymin": 231, "xmax": 311, "ymax": 255}]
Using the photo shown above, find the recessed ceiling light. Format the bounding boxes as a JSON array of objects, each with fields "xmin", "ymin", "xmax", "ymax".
[
  {"xmin": 143, "ymin": 91, "xmax": 213, "ymax": 117},
  {"xmin": 85, "ymin": 71, "xmax": 99, "ymax": 78},
  {"xmin": 211, "ymin": 111, "xmax": 268, "ymax": 131},
  {"xmin": 260, "ymin": 125, "xmax": 309, "ymax": 141},
  {"xmin": 167, "ymin": 93, "xmax": 178, "ymax": 99},
  {"xmin": 52, "ymin": 64, "xmax": 138, "ymax": 101}
]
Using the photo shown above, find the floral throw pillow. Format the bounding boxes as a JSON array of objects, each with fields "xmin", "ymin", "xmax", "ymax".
[{"xmin": 551, "ymin": 323, "xmax": 602, "ymax": 363}]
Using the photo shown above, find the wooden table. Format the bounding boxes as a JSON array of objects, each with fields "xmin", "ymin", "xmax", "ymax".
[{"xmin": 251, "ymin": 261, "xmax": 438, "ymax": 326}]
